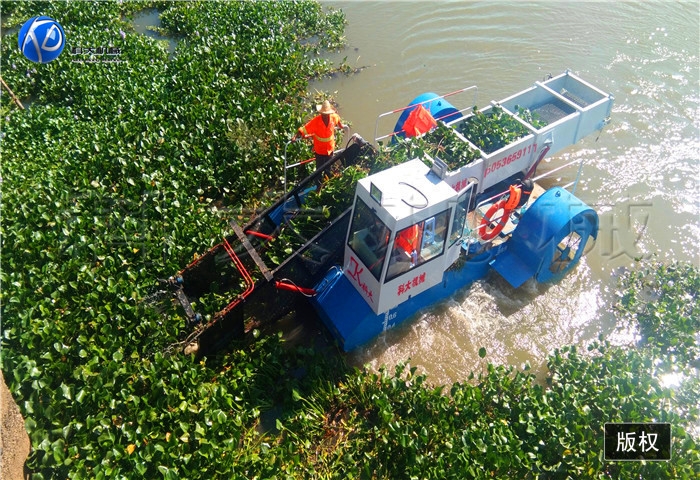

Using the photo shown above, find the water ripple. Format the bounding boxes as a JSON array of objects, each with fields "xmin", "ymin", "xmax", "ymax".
[{"xmin": 326, "ymin": 0, "xmax": 699, "ymax": 384}]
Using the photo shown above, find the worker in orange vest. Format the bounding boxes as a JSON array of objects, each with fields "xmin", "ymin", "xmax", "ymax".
[
  {"xmin": 394, "ymin": 224, "xmax": 422, "ymax": 266},
  {"xmin": 293, "ymin": 100, "xmax": 348, "ymax": 169}
]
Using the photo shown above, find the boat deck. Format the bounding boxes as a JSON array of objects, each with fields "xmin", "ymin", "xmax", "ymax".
[{"xmin": 470, "ymin": 182, "xmax": 547, "ymax": 247}]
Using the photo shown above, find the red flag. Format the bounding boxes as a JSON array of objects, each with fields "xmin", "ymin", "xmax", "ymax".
[{"xmin": 402, "ymin": 104, "xmax": 437, "ymax": 138}]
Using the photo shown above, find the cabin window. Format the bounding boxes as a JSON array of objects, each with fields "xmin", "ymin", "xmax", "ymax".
[
  {"xmin": 450, "ymin": 187, "xmax": 473, "ymax": 246},
  {"xmin": 385, "ymin": 209, "xmax": 450, "ymax": 282},
  {"xmin": 347, "ymin": 197, "xmax": 391, "ymax": 280}
]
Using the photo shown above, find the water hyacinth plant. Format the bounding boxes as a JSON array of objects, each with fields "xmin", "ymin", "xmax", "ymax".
[
  {"xmin": 262, "ymin": 165, "xmax": 368, "ymax": 268},
  {"xmin": 0, "ymin": 1, "xmax": 697, "ymax": 479},
  {"xmin": 457, "ymin": 104, "xmax": 534, "ymax": 154},
  {"xmin": 370, "ymin": 123, "xmax": 480, "ymax": 173}
]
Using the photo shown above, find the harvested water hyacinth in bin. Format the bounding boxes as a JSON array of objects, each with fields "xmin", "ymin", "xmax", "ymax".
[
  {"xmin": 514, "ymin": 105, "xmax": 548, "ymax": 129},
  {"xmin": 420, "ymin": 123, "xmax": 481, "ymax": 171},
  {"xmin": 456, "ymin": 105, "xmax": 533, "ymax": 154},
  {"xmin": 382, "ymin": 123, "xmax": 481, "ymax": 172}
]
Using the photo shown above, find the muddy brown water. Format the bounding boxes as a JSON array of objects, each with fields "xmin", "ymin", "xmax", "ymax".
[{"xmin": 308, "ymin": 1, "xmax": 699, "ymax": 386}]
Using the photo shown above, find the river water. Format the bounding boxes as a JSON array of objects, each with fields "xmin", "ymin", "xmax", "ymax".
[{"xmin": 312, "ymin": 1, "xmax": 699, "ymax": 385}]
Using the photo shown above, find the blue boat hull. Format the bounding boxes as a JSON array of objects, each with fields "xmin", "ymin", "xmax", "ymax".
[
  {"xmin": 309, "ymin": 187, "xmax": 599, "ymax": 352},
  {"xmin": 310, "ymin": 246, "xmax": 503, "ymax": 351}
]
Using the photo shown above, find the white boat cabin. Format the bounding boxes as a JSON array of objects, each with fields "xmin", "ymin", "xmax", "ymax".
[{"xmin": 343, "ymin": 158, "xmax": 477, "ymax": 315}]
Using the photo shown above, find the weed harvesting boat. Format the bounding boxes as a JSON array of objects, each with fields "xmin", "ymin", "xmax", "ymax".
[{"xmin": 165, "ymin": 70, "xmax": 613, "ymax": 354}]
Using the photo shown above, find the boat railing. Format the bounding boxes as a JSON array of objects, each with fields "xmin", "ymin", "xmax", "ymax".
[
  {"xmin": 465, "ymin": 154, "xmax": 589, "ymax": 245},
  {"xmin": 531, "ymin": 156, "xmax": 588, "ymax": 194},
  {"xmin": 283, "ymin": 140, "xmax": 316, "ymax": 198},
  {"xmin": 374, "ymin": 86, "xmax": 478, "ymax": 144}
]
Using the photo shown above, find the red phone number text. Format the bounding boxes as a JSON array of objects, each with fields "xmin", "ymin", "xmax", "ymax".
[{"xmin": 484, "ymin": 143, "xmax": 537, "ymax": 177}]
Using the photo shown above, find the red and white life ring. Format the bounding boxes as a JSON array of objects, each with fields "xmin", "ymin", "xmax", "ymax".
[
  {"xmin": 479, "ymin": 185, "xmax": 523, "ymax": 241},
  {"xmin": 479, "ymin": 199, "xmax": 511, "ymax": 241}
]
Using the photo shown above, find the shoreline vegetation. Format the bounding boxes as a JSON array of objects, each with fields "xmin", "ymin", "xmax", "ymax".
[{"xmin": 1, "ymin": 1, "xmax": 697, "ymax": 478}]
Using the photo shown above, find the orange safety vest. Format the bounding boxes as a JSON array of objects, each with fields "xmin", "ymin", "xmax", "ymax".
[
  {"xmin": 299, "ymin": 113, "xmax": 342, "ymax": 156},
  {"xmin": 395, "ymin": 224, "xmax": 422, "ymax": 255}
]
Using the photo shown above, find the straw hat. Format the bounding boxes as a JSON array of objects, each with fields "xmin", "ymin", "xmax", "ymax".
[{"xmin": 316, "ymin": 100, "xmax": 336, "ymax": 115}]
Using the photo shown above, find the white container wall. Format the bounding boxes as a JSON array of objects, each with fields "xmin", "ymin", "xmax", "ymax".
[{"xmin": 422, "ymin": 71, "xmax": 613, "ymax": 194}]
